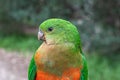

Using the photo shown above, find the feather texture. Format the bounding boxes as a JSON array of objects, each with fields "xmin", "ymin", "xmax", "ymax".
[
  {"xmin": 28, "ymin": 56, "xmax": 37, "ymax": 80},
  {"xmin": 28, "ymin": 18, "xmax": 88, "ymax": 80}
]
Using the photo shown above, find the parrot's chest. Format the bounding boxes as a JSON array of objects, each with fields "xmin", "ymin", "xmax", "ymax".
[{"xmin": 35, "ymin": 43, "xmax": 82, "ymax": 75}]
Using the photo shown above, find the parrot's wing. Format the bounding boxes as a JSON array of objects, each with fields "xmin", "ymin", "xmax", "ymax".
[
  {"xmin": 28, "ymin": 56, "xmax": 36, "ymax": 80},
  {"xmin": 80, "ymin": 54, "xmax": 88, "ymax": 80}
]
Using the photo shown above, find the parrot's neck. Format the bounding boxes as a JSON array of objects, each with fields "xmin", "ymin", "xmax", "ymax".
[{"xmin": 35, "ymin": 42, "xmax": 82, "ymax": 76}]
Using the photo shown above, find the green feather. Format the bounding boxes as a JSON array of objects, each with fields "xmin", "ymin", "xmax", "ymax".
[
  {"xmin": 40, "ymin": 19, "xmax": 82, "ymax": 52},
  {"xmin": 28, "ymin": 55, "xmax": 36, "ymax": 80},
  {"xmin": 80, "ymin": 54, "xmax": 88, "ymax": 80},
  {"xmin": 28, "ymin": 18, "xmax": 88, "ymax": 80}
]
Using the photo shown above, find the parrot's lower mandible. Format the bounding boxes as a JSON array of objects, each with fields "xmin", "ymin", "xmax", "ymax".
[{"xmin": 28, "ymin": 18, "xmax": 88, "ymax": 80}]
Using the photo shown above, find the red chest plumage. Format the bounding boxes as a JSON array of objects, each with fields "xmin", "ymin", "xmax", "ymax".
[{"xmin": 36, "ymin": 68, "xmax": 81, "ymax": 80}]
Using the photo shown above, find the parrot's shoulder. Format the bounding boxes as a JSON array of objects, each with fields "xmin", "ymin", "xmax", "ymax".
[
  {"xmin": 28, "ymin": 55, "xmax": 37, "ymax": 80},
  {"xmin": 80, "ymin": 54, "xmax": 88, "ymax": 80}
]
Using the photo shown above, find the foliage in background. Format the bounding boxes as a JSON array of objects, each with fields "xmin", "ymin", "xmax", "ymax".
[
  {"xmin": 0, "ymin": 0, "xmax": 120, "ymax": 54},
  {"xmin": 87, "ymin": 54, "xmax": 120, "ymax": 80},
  {"xmin": 0, "ymin": 1, "xmax": 120, "ymax": 79},
  {"xmin": 0, "ymin": 35, "xmax": 41, "ymax": 52}
]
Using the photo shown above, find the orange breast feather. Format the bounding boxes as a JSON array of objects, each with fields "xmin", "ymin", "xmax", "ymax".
[
  {"xmin": 35, "ymin": 47, "xmax": 82, "ymax": 80},
  {"xmin": 36, "ymin": 67, "xmax": 81, "ymax": 80}
]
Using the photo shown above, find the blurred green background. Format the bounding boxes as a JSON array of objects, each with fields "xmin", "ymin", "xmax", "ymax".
[{"xmin": 0, "ymin": 0, "xmax": 120, "ymax": 80}]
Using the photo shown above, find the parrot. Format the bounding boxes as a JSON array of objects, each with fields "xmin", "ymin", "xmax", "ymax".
[{"xmin": 28, "ymin": 18, "xmax": 88, "ymax": 80}]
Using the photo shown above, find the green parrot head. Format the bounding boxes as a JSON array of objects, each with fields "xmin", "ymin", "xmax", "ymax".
[{"xmin": 38, "ymin": 18, "xmax": 81, "ymax": 49}]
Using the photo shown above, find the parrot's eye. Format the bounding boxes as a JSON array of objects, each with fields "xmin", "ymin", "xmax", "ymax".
[{"xmin": 48, "ymin": 27, "xmax": 53, "ymax": 32}]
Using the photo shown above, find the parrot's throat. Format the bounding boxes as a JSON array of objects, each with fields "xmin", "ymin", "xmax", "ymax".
[
  {"xmin": 35, "ymin": 42, "xmax": 82, "ymax": 76},
  {"xmin": 45, "ymin": 35, "xmax": 70, "ymax": 45}
]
